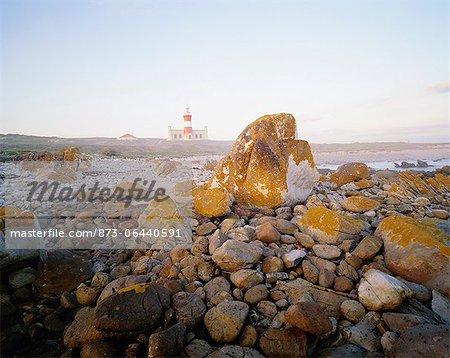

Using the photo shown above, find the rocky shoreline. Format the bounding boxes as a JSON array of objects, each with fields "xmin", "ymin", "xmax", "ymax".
[{"xmin": 1, "ymin": 115, "xmax": 449, "ymax": 358}]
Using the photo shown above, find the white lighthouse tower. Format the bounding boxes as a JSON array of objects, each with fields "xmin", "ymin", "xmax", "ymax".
[{"xmin": 167, "ymin": 106, "xmax": 208, "ymax": 140}]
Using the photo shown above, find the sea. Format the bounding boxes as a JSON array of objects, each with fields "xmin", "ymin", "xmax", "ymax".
[{"xmin": 318, "ymin": 158, "xmax": 450, "ymax": 172}]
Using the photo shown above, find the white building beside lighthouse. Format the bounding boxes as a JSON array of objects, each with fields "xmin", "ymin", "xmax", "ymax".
[{"xmin": 168, "ymin": 106, "xmax": 208, "ymax": 140}]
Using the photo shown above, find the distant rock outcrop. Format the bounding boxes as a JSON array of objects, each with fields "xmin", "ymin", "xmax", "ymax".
[
  {"xmin": 394, "ymin": 161, "xmax": 416, "ymax": 168},
  {"xmin": 193, "ymin": 113, "xmax": 319, "ymax": 217}
]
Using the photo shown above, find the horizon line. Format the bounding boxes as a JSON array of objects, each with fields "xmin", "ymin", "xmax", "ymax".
[{"xmin": 1, "ymin": 132, "xmax": 449, "ymax": 146}]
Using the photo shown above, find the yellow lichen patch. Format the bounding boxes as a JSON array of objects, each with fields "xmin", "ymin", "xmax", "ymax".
[
  {"xmin": 298, "ymin": 206, "xmax": 340, "ymax": 237},
  {"xmin": 287, "ymin": 139, "xmax": 316, "ymax": 168},
  {"xmin": 330, "ymin": 162, "xmax": 369, "ymax": 187},
  {"xmin": 432, "ymin": 174, "xmax": 450, "ymax": 192},
  {"xmin": 376, "ymin": 216, "xmax": 450, "ymax": 256},
  {"xmin": 297, "ymin": 206, "xmax": 364, "ymax": 244},
  {"xmin": 237, "ymin": 139, "xmax": 286, "ymax": 207},
  {"xmin": 193, "ymin": 183, "xmax": 231, "ymax": 217},
  {"xmin": 388, "ymin": 183, "xmax": 399, "ymax": 194},
  {"xmin": 117, "ymin": 283, "xmax": 150, "ymax": 294},
  {"xmin": 341, "ymin": 196, "xmax": 381, "ymax": 213}
]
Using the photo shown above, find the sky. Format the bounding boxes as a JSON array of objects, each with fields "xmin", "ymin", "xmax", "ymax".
[{"xmin": 1, "ymin": 0, "xmax": 449, "ymax": 143}]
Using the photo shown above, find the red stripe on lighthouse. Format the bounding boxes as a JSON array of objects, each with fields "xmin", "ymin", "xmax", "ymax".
[{"xmin": 183, "ymin": 106, "xmax": 193, "ymax": 135}]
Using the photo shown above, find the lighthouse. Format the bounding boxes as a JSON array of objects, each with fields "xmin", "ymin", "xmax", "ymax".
[
  {"xmin": 183, "ymin": 106, "xmax": 193, "ymax": 139},
  {"xmin": 167, "ymin": 106, "xmax": 208, "ymax": 140}
]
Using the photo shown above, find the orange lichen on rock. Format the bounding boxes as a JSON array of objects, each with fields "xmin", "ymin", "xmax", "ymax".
[
  {"xmin": 376, "ymin": 216, "xmax": 449, "ymax": 255},
  {"xmin": 60, "ymin": 147, "xmax": 81, "ymax": 161},
  {"xmin": 330, "ymin": 162, "xmax": 369, "ymax": 187},
  {"xmin": 376, "ymin": 216, "xmax": 450, "ymax": 297},
  {"xmin": 296, "ymin": 206, "xmax": 364, "ymax": 244},
  {"xmin": 389, "ymin": 171, "xmax": 450, "ymax": 205},
  {"xmin": 341, "ymin": 196, "xmax": 381, "ymax": 213},
  {"xmin": 192, "ymin": 184, "xmax": 232, "ymax": 217},
  {"xmin": 193, "ymin": 114, "xmax": 319, "ymax": 217}
]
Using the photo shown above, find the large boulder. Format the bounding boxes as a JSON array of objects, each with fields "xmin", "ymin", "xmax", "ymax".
[
  {"xmin": 296, "ymin": 206, "xmax": 364, "ymax": 245},
  {"xmin": 375, "ymin": 216, "xmax": 450, "ymax": 297},
  {"xmin": 194, "ymin": 114, "xmax": 319, "ymax": 217}
]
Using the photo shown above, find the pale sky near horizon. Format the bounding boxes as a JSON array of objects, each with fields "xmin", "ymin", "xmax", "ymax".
[{"xmin": 1, "ymin": 0, "xmax": 449, "ymax": 143}]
